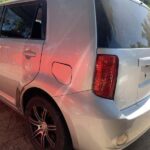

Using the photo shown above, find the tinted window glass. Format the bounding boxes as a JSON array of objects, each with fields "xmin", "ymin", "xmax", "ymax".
[
  {"xmin": 1, "ymin": 3, "xmax": 38, "ymax": 38},
  {"xmin": 31, "ymin": 7, "xmax": 42, "ymax": 39},
  {"xmin": 0, "ymin": 7, "xmax": 3, "ymax": 27},
  {"xmin": 95, "ymin": 0, "xmax": 150, "ymax": 48},
  {"xmin": 0, "ymin": 7, "xmax": 3, "ymax": 19}
]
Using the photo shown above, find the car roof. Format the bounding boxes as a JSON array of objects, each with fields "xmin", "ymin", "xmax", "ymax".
[{"xmin": 0, "ymin": 0, "xmax": 37, "ymax": 6}]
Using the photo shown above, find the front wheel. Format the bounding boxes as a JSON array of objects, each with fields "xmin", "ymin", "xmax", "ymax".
[{"xmin": 25, "ymin": 96, "xmax": 72, "ymax": 150}]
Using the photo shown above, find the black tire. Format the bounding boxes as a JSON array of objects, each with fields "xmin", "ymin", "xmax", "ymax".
[{"xmin": 25, "ymin": 96, "xmax": 73, "ymax": 150}]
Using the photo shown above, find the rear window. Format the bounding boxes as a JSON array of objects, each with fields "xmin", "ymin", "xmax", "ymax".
[{"xmin": 95, "ymin": 0, "xmax": 150, "ymax": 48}]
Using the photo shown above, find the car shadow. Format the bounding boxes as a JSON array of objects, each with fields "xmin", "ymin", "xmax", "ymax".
[{"xmin": 0, "ymin": 101, "xmax": 34, "ymax": 150}]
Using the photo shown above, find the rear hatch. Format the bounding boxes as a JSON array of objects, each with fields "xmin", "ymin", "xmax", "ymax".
[{"xmin": 95, "ymin": 0, "xmax": 150, "ymax": 109}]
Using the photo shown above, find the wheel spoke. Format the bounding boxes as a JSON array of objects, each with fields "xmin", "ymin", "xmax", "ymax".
[
  {"xmin": 42, "ymin": 108, "xmax": 47, "ymax": 121},
  {"xmin": 29, "ymin": 117, "xmax": 39, "ymax": 127},
  {"xmin": 33, "ymin": 106, "xmax": 41, "ymax": 121},
  {"xmin": 41, "ymin": 133, "xmax": 45, "ymax": 149},
  {"xmin": 46, "ymin": 134, "xmax": 55, "ymax": 148},
  {"xmin": 32, "ymin": 128, "xmax": 43, "ymax": 138},
  {"xmin": 47, "ymin": 125, "xmax": 56, "ymax": 131},
  {"xmin": 30, "ymin": 104, "xmax": 57, "ymax": 149}
]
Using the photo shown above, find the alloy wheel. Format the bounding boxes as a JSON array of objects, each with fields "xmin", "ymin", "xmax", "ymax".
[{"xmin": 28, "ymin": 105, "xmax": 57, "ymax": 149}]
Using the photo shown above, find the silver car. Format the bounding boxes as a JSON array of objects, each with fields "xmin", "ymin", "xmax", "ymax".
[{"xmin": 0, "ymin": 0, "xmax": 150, "ymax": 149}]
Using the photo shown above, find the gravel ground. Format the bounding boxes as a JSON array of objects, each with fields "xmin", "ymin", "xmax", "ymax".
[
  {"xmin": 0, "ymin": 102, "xmax": 34, "ymax": 150},
  {"xmin": 0, "ymin": 101, "xmax": 149, "ymax": 150}
]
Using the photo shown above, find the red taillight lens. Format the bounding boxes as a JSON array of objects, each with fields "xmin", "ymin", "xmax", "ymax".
[{"xmin": 93, "ymin": 54, "xmax": 119, "ymax": 99}]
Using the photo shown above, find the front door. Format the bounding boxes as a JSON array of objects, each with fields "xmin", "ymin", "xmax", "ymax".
[{"xmin": 0, "ymin": 1, "xmax": 45, "ymax": 105}]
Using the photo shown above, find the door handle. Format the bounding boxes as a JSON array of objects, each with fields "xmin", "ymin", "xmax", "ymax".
[
  {"xmin": 23, "ymin": 49, "xmax": 36, "ymax": 59},
  {"xmin": 139, "ymin": 57, "xmax": 150, "ymax": 67}
]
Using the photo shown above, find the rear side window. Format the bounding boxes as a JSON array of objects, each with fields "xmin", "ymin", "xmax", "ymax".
[
  {"xmin": 0, "ymin": 7, "xmax": 4, "ymax": 27},
  {"xmin": 95, "ymin": 0, "xmax": 150, "ymax": 48},
  {"xmin": 31, "ymin": 7, "xmax": 42, "ymax": 39},
  {"xmin": 1, "ymin": 3, "xmax": 38, "ymax": 38}
]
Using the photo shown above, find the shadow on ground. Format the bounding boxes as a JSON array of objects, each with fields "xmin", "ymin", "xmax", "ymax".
[
  {"xmin": 0, "ymin": 101, "xmax": 149, "ymax": 150},
  {"xmin": 0, "ymin": 102, "xmax": 34, "ymax": 150}
]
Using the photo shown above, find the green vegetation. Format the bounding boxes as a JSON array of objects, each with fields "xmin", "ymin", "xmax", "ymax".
[
  {"xmin": 0, "ymin": 0, "xmax": 12, "ymax": 4},
  {"xmin": 141, "ymin": 0, "xmax": 150, "ymax": 7}
]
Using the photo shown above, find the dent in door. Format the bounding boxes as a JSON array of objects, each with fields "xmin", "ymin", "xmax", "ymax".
[{"xmin": 52, "ymin": 62, "xmax": 72, "ymax": 85}]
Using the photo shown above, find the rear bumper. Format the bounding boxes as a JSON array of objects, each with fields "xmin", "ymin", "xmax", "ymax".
[{"xmin": 55, "ymin": 91, "xmax": 150, "ymax": 150}]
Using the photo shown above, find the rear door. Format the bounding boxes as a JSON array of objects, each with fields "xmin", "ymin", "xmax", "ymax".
[
  {"xmin": 137, "ymin": 1, "xmax": 150, "ymax": 102},
  {"xmin": 0, "ymin": 1, "xmax": 45, "ymax": 105},
  {"xmin": 95, "ymin": 0, "xmax": 150, "ymax": 109},
  {"xmin": 138, "ymin": 52, "xmax": 150, "ymax": 101}
]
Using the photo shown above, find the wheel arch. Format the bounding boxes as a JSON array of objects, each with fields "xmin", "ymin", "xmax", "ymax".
[
  {"xmin": 22, "ymin": 87, "xmax": 54, "ymax": 113},
  {"xmin": 21, "ymin": 87, "xmax": 73, "ymax": 147}
]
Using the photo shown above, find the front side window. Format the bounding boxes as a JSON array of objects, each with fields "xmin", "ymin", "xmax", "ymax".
[{"xmin": 1, "ymin": 3, "xmax": 38, "ymax": 38}]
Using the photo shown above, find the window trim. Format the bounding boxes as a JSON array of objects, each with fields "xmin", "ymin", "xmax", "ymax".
[
  {"xmin": 0, "ymin": 6, "xmax": 5, "ymax": 37},
  {"xmin": 41, "ymin": 0, "xmax": 47, "ymax": 41},
  {"xmin": 30, "ymin": 0, "xmax": 47, "ymax": 40}
]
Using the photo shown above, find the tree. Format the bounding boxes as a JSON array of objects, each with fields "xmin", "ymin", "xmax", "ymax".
[
  {"xmin": 0, "ymin": 0, "xmax": 11, "ymax": 4},
  {"xmin": 141, "ymin": 0, "xmax": 150, "ymax": 7}
]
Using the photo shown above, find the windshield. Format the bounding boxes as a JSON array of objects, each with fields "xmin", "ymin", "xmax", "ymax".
[{"xmin": 95, "ymin": 0, "xmax": 150, "ymax": 48}]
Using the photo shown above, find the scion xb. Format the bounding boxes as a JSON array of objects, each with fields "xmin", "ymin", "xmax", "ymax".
[{"xmin": 0, "ymin": 0, "xmax": 150, "ymax": 149}]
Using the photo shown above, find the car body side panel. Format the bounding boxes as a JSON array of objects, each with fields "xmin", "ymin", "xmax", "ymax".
[
  {"xmin": 21, "ymin": 86, "xmax": 150, "ymax": 150},
  {"xmin": 0, "ymin": 38, "xmax": 26, "ymax": 104},
  {"xmin": 0, "ymin": 38, "xmax": 44, "ymax": 105},
  {"xmin": 36, "ymin": 0, "xmax": 96, "ymax": 97}
]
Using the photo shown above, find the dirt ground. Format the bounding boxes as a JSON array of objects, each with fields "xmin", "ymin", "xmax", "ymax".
[{"xmin": 0, "ymin": 101, "xmax": 149, "ymax": 150}]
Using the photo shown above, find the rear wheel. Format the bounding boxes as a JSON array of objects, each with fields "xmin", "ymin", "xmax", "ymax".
[{"xmin": 25, "ymin": 96, "xmax": 72, "ymax": 150}]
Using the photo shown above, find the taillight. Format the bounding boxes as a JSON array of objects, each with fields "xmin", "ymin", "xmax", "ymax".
[{"xmin": 93, "ymin": 54, "xmax": 119, "ymax": 99}]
